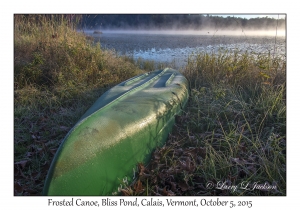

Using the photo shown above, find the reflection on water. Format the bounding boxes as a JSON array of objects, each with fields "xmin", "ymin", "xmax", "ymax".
[{"xmin": 84, "ymin": 30, "xmax": 286, "ymax": 68}]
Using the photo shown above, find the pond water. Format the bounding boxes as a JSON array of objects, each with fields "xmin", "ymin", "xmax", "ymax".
[{"xmin": 84, "ymin": 30, "xmax": 286, "ymax": 68}]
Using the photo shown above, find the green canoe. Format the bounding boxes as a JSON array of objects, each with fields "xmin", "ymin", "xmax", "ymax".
[{"xmin": 43, "ymin": 68, "xmax": 189, "ymax": 195}]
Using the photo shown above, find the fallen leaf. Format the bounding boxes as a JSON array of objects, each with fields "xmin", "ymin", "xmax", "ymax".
[
  {"xmin": 19, "ymin": 169, "xmax": 28, "ymax": 179},
  {"xmin": 138, "ymin": 163, "xmax": 146, "ymax": 174},
  {"xmin": 174, "ymin": 148, "xmax": 183, "ymax": 156},
  {"xmin": 36, "ymin": 147, "xmax": 43, "ymax": 153},
  {"xmin": 238, "ymin": 142, "xmax": 246, "ymax": 152},
  {"xmin": 133, "ymin": 180, "xmax": 144, "ymax": 194},
  {"xmin": 169, "ymin": 181, "xmax": 177, "ymax": 192},
  {"xmin": 198, "ymin": 147, "xmax": 206, "ymax": 158},
  {"xmin": 121, "ymin": 187, "xmax": 133, "ymax": 196},
  {"xmin": 228, "ymin": 174, "xmax": 238, "ymax": 183},
  {"xmin": 152, "ymin": 191, "xmax": 162, "ymax": 196},
  {"xmin": 230, "ymin": 157, "xmax": 243, "ymax": 165},
  {"xmin": 25, "ymin": 188, "xmax": 38, "ymax": 195},
  {"xmin": 162, "ymin": 187, "xmax": 172, "ymax": 196},
  {"xmin": 25, "ymin": 152, "xmax": 34, "ymax": 157},
  {"xmin": 14, "ymin": 182, "xmax": 23, "ymax": 194},
  {"xmin": 31, "ymin": 172, "xmax": 41, "ymax": 180},
  {"xmin": 60, "ymin": 126, "xmax": 70, "ymax": 131},
  {"xmin": 247, "ymin": 165, "xmax": 257, "ymax": 174},
  {"xmin": 154, "ymin": 153, "xmax": 161, "ymax": 160},
  {"xmin": 50, "ymin": 148, "xmax": 57, "ymax": 155},
  {"xmin": 15, "ymin": 160, "xmax": 28, "ymax": 169},
  {"xmin": 178, "ymin": 181, "xmax": 189, "ymax": 192},
  {"xmin": 166, "ymin": 190, "xmax": 176, "ymax": 196}
]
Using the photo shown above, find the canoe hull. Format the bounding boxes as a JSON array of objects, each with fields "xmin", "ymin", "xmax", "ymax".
[{"xmin": 43, "ymin": 68, "xmax": 189, "ymax": 195}]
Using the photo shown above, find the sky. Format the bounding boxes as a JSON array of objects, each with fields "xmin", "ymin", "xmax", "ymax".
[{"xmin": 211, "ymin": 14, "xmax": 286, "ymax": 19}]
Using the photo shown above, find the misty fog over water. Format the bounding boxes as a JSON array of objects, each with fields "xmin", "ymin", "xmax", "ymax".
[{"xmin": 85, "ymin": 30, "xmax": 286, "ymax": 68}]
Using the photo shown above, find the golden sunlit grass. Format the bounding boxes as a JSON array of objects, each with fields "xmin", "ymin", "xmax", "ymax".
[{"xmin": 14, "ymin": 15, "xmax": 143, "ymax": 89}]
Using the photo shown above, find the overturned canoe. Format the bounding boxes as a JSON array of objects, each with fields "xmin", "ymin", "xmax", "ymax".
[{"xmin": 43, "ymin": 68, "xmax": 189, "ymax": 195}]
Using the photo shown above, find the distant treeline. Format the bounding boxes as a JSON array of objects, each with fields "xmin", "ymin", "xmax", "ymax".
[{"xmin": 81, "ymin": 14, "xmax": 286, "ymax": 31}]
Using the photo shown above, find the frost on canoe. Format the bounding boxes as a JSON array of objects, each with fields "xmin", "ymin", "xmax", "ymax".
[{"xmin": 43, "ymin": 68, "xmax": 189, "ymax": 195}]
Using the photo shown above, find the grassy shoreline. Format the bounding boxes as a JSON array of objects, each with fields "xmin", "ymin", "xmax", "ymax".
[
  {"xmin": 119, "ymin": 49, "xmax": 286, "ymax": 196},
  {"xmin": 14, "ymin": 15, "xmax": 286, "ymax": 196}
]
